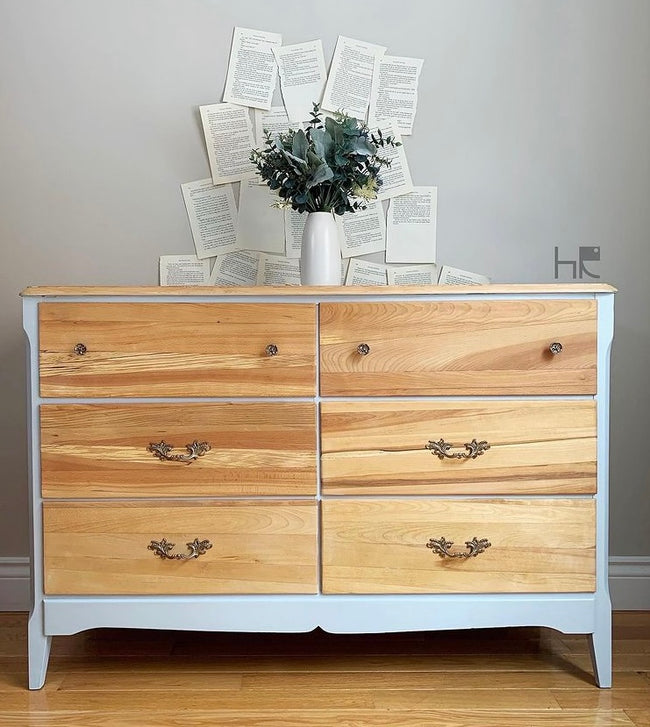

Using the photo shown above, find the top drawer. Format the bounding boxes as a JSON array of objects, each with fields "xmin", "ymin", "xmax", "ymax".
[
  {"xmin": 38, "ymin": 303, "xmax": 316, "ymax": 398},
  {"xmin": 320, "ymin": 300, "xmax": 597, "ymax": 396}
]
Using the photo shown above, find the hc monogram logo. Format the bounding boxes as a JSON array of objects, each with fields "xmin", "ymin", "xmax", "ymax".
[{"xmin": 554, "ymin": 246, "xmax": 600, "ymax": 279}]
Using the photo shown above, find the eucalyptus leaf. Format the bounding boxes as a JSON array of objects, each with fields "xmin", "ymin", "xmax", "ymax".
[
  {"xmin": 282, "ymin": 150, "xmax": 309, "ymax": 171},
  {"xmin": 310, "ymin": 128, "xmax": 333, "ymax": 161},
  {"xmin": 305, "ymin": 163, "xmax": 333, "ymax": 189},
  {"xmin": 350, "ymin": 136, "xmax": 377, "ymax": 156},
  {"xmin": 292, "ymin": 129, "xmax": 308, "ymax": 160},
  {"xmin": 306, "ymin": 149, "xmax": 324, "ymax": 169}
]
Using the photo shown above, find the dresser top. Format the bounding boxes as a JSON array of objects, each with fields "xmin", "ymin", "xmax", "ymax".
[{"xmin": 21, "ymin": 284, "xmax": 616, "ymax": 297}]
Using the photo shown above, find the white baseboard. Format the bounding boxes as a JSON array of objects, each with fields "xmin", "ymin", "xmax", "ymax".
[
  {"xmin": 2, "ymin": 556, "xmax": 649, "ymax": 612},
  {"xmin": 608, "ymin": 556, "xmax": 650, "ymax": 610},
  {"xmin": 0, "ymin": 557, "xmax": 30, "ymax": 611}
]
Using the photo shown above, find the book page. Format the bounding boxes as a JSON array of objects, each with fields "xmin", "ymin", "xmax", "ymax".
[
  {"xmin": 386, "ymin": 187, "xmax": 437, "ymax": 263},
  {"xmin": 369, "ymin": 55, "xmax": 424, "ymax": 136},
  {"xmin": 284, "ymin": 208, "xmax": 307, "ymax": 258},
  {"xmin": 338, "ymin": 200, "xmax": 386, "ymax": 258},
  {"xmin": 159, "ymin": 255, "xmax": 210, "ymax": 286},
  {"xmin": 258, "ymin": 254, "xmax": 301, "ymax": 285},
  {"xmin": 254, "ymin": 106, "xmax": 300, "ymax": 147},
  {"xmin": 341, "ymin": 257, "xmax": 350, "ymax": 283},
  {"xmin": 387, "ymin": 264, "xmax": 438, "ymax": 285},
  {"xmin": 345, "ymin": 258, "xmax": 388, "ymax": 285},
  {"xmin": 273, "ymin": 40, "xmax": 327, "ymax": 123},
  {"xmin": 321, "ymin": 36, "xmax": 386, "ymax": 120},
  {"xmin": 223, "ymin": 27, "xmax": 282, "ymax": 110},
  {"xmin": 181, "ymin": 179, "xmax": 238, "ymax": 259},
  {"xmin": 209, "ymin": 250, "xmax": 261, "ymax": 286},
  {"xmin": 438, "ymin": 265, "xmax": 491, "ymax": 285},
  {"xmin": 199, "ymin": 103, "xmax": 256, "ymax": 185},
  {"xmin": 375, "ymin": 120, "xmax": 413, "ymax": 201},
  {"xmin": 236, "ymin": 179, "xmax": 285, "ymax": 253}
]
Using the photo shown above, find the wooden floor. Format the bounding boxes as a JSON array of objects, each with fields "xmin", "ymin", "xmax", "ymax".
[{"xmin": 0, "ymin": 612, "xmax": 649, "ymax": 726}]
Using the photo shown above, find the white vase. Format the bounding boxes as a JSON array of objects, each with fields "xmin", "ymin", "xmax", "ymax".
[{"xmin": 300, "ymin": 211, "xmax": 341, "ymax": 286}]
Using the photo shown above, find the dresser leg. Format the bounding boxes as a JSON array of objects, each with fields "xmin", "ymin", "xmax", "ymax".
[
  {"xmin": 588, "ymin": 600, "xmax": 612, "ymax": 688},
  {"xmin": 28, "ymin": 607, "xmax": 52, "ymax": 690}
]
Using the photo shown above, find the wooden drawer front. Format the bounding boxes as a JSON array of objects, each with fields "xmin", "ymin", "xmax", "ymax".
[
  {"xmin": 319, "ymin": 300, "xmax": 597, "ymax": 395},
  {"xmin": 322, "ymin": 499, "xmax": 595, "ymax": 594},
  {"xmin": 40, "ymin": 403, "xmax": 316, "ymax": 498},
  {"xmin": 38, "ymin": 302, "xmax": 316, "ymax": 397},
  {"xmin": 44, "ymin": 501, "xmax": 317, "ymax": 595},
  {"xmin": 321, "ymin": 400, "xmax": 596, "ymax": 495}
]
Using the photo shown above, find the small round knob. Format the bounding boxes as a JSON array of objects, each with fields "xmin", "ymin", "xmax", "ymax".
[
  {"xmin": 357, "ymin": 343, "xmax": 371, "ymax": 356},
  {"xmin": 265, "ymin": 343, "xmax": 278, "ymax": 357},
  {"xmin": 73, "ymin": 343, "xmax": 87, "ymax": 356},
  {"xmin": 549, "ymin": 342, "xmax": 563, "ymax": 355}
]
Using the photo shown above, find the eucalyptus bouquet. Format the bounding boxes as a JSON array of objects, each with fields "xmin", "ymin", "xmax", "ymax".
[{"xmin": 250, "ymin": 103, "xmax": 400, "ymax": 215}]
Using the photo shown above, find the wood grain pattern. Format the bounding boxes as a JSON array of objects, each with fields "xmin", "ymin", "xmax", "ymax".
[
  {"xmin": 321, "ymin": 400, "xmax": 597, "ymax": 495},
  {"xmin": 40, "ymin": 403, "xmax": 316, "ymax": 498},
  {"xmin": 321, "ymin": 499, "xmax": 595, "ymax": 594},
  {"xmin": 43, "ymin": 500, "xmax": 317, "ymax": 595},
  {"xmin": 38, "ymin": 302, "xmax": 316, "ymax": 397},
  {"xmin": 319, "ymin": 300, "xmax": 598, "ymax": 395}
]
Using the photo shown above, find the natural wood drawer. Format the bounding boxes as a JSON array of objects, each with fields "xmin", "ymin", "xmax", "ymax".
[
  {"xmin": 43, "ymin": 500, "xmax": 318, "ymax": 595},
  {"xmin": 319, "ymin": 300, "xmax": 597, "ymax": 395},
  {"xmin": 38, "ymin": 302, "xmax": 316, "ymax": 397},
  {"xmin": 321, "ymin": 499, "xmax": 595, "ymax": 594},
  {"xmin": 321, "ymin": 400, "xmax": 596, "ymax": 495},
  {"xmin": 40, "ymin": 403, "xmax": 316, "ymax": 498}
]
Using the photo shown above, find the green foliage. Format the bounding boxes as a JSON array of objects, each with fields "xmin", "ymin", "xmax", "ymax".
[{"xmin": 250, "ymin": 103, "xmax": 400, "ymax": 215}]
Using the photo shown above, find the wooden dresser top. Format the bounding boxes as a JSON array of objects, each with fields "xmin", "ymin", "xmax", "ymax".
[{"xmin": 21, "ymin": 284, "xmax": 616, "ymax": 297}]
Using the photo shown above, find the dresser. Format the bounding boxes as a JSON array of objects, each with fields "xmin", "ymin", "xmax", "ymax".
[{"xmin": 22, "ymin": 284, "xmax": 615, "ymax": 689}]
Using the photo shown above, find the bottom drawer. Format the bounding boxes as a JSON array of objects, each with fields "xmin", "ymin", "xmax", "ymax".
[
  {"xmin": 322, "ymin": 499, "xmax": 595, "ymax": 594},
  {"xmin": 44, "ymin": 500, "xmax": 317, "ymax": 595}
]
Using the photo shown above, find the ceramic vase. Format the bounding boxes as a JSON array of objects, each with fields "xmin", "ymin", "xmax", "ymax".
[{"xmin": 300, "ymin": 211, "xmax": 341, "ymax": 286}]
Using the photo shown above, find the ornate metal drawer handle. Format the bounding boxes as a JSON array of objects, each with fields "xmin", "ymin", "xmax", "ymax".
[
  {"xmin": 426, "ymin": 438, "xmax": 491, "ymax": 460},
  {"xmin": 427, "ymin": 536, "xmax": 492, "ymax": 559},
  {"xmin": 148, "ymin": 537, "xmax": 212, "ymax": 560},
  {"xmin": 357, "ymin": 343, "xmax": 371, "ymax": 355},
  {"xmin": 549, "ymin": 341, "xmax": 563, "ymax": 355},
  {"xmin": 265, "ymin": 343, "xmax": 279, "ymax": 356},
  {"xmin": 73, "ymin": 343, "xmax": 87, "ymax": 355},
  {"xmin": 147, "ymin": 440, "xmax": 211, "ymax": 463}
]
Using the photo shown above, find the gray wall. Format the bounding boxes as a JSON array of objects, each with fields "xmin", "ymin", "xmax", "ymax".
[{"xmin": 1, "ymin": 0, "xmax": 648, "ymax": 565}]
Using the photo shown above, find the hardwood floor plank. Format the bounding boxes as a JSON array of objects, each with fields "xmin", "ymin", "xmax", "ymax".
[
  {"xmin": 0, "ymin": 711, "xmax": 637, "ymax": 727},
  {"xmin": 553, "ymin": 690, "xmax": 650, "ymax": 710},
  {"xmin": 57, "ymin": 671, "xmax": 243, "ymax": 691},
  {"xmin": 46, "ymin": 651, "xmax": 589, "ymax": 674},
  {"xmin": 613, "ymin": 612, "xmax": 650, "ymax": 628},
  {"xmin": 374, "ymin": 688, "xmax": 561, "ymax": 710},
  {"xmin": 0, "ymin": 689, "xmax": 376, "ymax": 711},
  {"xmin": 240, "ymin": 670, "xmax": 647, "ymax": 690},
  {"xmin": 625, "ymin": 710, "xmax": 650, "ymax": 727},
  {"xmin": 565, "ymin": 652, "xmax": 650, "ymax": 673},
  {"xmin": 559, "ymin": 637, "xmax": 650, "ymax": 655}
]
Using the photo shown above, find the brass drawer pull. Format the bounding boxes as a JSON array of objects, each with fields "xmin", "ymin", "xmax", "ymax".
[
  {"xmin": 426, "ymin": 438, "xmax": 491, "ymax": 460},
  {"xmin": 148, "ymin": 537, "xmax": 212, "ymax": 560},
  {"xmin": 427, "ymin": 536, "xmax": 492, "ymax": 559},
  {"xmin": 357, "ymin": 343, "xmax": 371, "ymax": 356},
  {"xmin": 147, "ymin": 440, "xmax": 211, "ymax": 463},
  {"xmin": 265, "ymin": 343, "xmax": 279, "ymax": 356},
  {"xmin": 73, "ymin": 343, "xmax": 87, "ymax": 355},
  {"xmin": 549, "ymin": 341, "xmax": 563, "ymax": 355}
]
